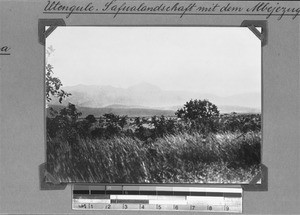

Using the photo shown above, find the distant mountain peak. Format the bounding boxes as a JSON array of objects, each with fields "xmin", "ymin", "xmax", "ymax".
[{"xmin": 127, "ymin": 82, "xmax": 162, "ymax": 92}]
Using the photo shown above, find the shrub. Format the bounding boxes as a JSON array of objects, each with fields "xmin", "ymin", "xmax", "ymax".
[{"xmin": 175, "ymin": 99, "xmax": 219, "ymax": 133}]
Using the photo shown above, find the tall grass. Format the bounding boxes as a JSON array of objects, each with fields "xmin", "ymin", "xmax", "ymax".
[{"xmin": 47, "ymin": 131, "xmax": 261, "ymax": 183}]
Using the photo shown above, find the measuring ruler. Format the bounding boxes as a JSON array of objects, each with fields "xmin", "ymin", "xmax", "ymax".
[{"xmin": 72, "ymin": 185, "xmax": 243, "ymax": 213}]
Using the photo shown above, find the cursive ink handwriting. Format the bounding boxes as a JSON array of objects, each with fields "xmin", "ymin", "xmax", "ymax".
[
  {"xmin": 247, "ymin": 2, "xmax": 300, "ymax": 20},
  {"xmin": 1, "ymin": 46, "xmax": 10, "ymax": 52},
  {"xmin": 44, "ymin": 1, "xmax": 95, "ymax": 18},
  {"xmin": 43, "ymin": 0, "xmax": 300, "ymax": 20}
]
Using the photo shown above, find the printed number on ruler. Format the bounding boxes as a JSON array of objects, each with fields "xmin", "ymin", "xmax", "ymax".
[{"xmin": 78, "ymin": 204, "xmax": 93, "ymax": 209}]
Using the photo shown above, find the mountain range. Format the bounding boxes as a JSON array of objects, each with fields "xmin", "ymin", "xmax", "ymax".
[{"xmin": 49, "ymin": 82, "xmax": 261, "ymax": 115}]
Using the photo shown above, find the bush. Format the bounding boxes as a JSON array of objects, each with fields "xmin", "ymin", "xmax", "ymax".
[
  {"xmin": 218, "ymin": 114, "xmax": 261, "ymax": 133},
  {"xmin": 176, "ymin": 99, "xmax": 219, "ymax": 133}
]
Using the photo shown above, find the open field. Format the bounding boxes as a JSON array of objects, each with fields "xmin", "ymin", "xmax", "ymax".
[{"xmin": 46, "ymin": 107, "xmax": 261, "ymax": 183}]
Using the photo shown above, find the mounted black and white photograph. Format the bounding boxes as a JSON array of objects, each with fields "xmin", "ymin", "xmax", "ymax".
[{"xmin": 45, "ymin": 26, "xmax": 261, "ymax": 184}]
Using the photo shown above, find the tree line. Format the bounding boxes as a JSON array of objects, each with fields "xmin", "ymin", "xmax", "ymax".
[{"xmin": 47, "ymin": 100, "xmax": 261, "ymax": 143}]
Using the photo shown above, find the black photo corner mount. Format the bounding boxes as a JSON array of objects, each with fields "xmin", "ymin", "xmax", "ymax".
[
  {"xmin": 241, "ymin": 20, "xmax": 268, "ymax": 47},
  {"xmin": 39, "ymin": 163, "xmax": 67, "ymax": 190},
  {"xmin": 242, "ymin": 164, "xmax": 268, "ymax": 191},
  {"xmin": 38, "ymin": 19, "xmax": 66, "ymax": 46},
  {"xmin": 39, "ymin": 19, "xmax": 268, "ymax": 191}
]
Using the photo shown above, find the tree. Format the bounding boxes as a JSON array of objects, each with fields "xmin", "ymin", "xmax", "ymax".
[
  {"xmin": 46, "ymin": 46, "xmax": 75, "ymax": 139},
  {"xmin": 45, "ymin": 46, "xmax": 71, "ymax": 103},
  {"xmin": 59, "ymin": 103, "xmax": 82, "ymax": 123},
  {"xmin": 85, "ymin": 114, "xmax": 97, "ymax": 123},
  {"xmin": 176, "ymin": 99, "xmax": 219, "ymax": 121},
  {"xmin": 46, "ymin": 64, "xmax": 71, "ymax": 103},
  {"xmin": 47, "ymin": 103, "xmax": 82, "ymax": 138},
  {"xmin": 176, "ymin": 99, "xmax": 219, "ymax": 132}
]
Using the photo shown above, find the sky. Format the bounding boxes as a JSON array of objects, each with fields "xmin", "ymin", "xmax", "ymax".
[{"xmin": 46, "ymin": 26, "xmax": 261, "ymax": 97}]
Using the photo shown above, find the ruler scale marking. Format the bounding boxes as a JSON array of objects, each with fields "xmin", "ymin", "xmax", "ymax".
[{"xmin": 72, "ymin": 185, "xmax": 243, "ymax": 213}]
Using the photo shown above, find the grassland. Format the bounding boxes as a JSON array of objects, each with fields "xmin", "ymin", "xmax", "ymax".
[{"xmin": 47, "ymin": 130, "xmax": 261, "ymax": 183}]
